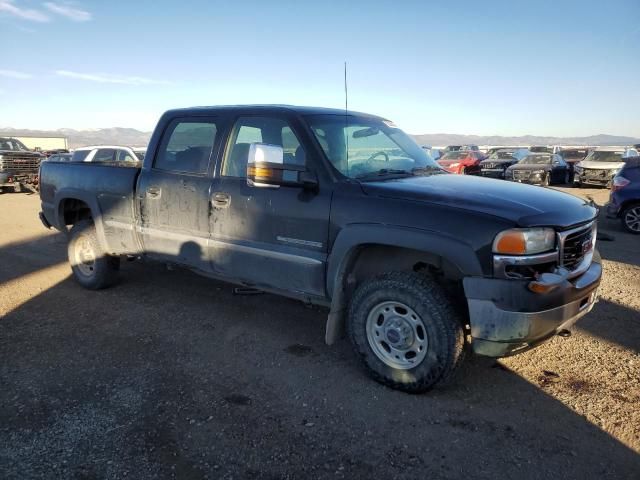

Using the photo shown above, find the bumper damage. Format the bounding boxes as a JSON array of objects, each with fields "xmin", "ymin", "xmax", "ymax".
[{"xmin": 463, "ymin": 257, "xmax": 602, "ymax": 357}]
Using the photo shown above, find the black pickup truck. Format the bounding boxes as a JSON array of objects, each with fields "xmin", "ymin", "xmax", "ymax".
[
  {"xmin": 1, "ymin": 137, "xmax": 45, "ymax": 192},
  {"xmin": 39, "ymin": 105, "xmax": 602, "ymax": 392}
]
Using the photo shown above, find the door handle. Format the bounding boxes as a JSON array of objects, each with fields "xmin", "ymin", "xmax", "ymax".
[
  {"xmin": 147, "ymin": 186, "xmax": 161, "ymax": 198},
  {"xmin": 211, "ymin": 192, "xmax": 230, "ymax": 208}
]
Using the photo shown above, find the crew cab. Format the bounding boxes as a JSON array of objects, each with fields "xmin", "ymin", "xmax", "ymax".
[{"xmin": 39, "ymin": 105, "xmax": 602, "ymax": 393}]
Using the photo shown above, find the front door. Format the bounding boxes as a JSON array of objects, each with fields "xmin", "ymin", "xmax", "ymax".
[
  {"xmin": 137, "ymin": 118, "xmax": 220, "ymax": 271},
  {"xmin": 209, "ymin": 115, "xmax": 331, "ymax": 297}
]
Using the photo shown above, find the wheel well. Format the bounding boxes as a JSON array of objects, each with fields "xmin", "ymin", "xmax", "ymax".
[
  {"xmin": 345, "ymin": 244, "xmax": 464, "ymax": 298},
  {"xmin": 620, "ymin": 199, "xmax": 640, "ymax": 215},
  {"xmin": 60, "ymin": 198, "xmax": 93, "ymax": 226}
]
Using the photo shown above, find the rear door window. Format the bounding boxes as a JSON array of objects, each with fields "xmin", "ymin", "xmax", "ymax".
[
  {"xmin": 93, "ymin": 149, "xmax": 116, "ymax": 162},
  {"xmin": 71, "ymin": 150, "xmax": 91, "ymax": 162},
  {"xmin": 155, "ymin": 120, "xmax": 218, "ymax": 174}
]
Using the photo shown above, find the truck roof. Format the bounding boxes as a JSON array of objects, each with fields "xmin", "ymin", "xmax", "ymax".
[{"xmin": 163, "ymin": 104, "xmax": 385, "ymax": 119}]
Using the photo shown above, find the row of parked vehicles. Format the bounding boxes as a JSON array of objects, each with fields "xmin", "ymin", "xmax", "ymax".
[
  {"xmin": 0, "ymin": 138, "xmax": 147, "ymax": 193},
  {"xmin": 425, "ymin": 144, "xmax": 640, "ymax": 189}
]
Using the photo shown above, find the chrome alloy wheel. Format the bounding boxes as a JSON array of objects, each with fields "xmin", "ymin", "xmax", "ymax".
[
  {"xmin": 74, "ymin": 236, "xmax": 96, "ymax": 277},
  {"xmin": 365, "ymin": 301, "xmax": 428, "ymax": 369},
  {"xmin": 624, "ymin": 206, "xmax": 640, "ymax": 232}
]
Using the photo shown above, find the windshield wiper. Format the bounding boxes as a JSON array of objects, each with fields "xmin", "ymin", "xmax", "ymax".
[
  {"xmin": 411, "ymin": 166, "xmax": 446, "ymax": 175},
  {"xmin": 354, "ymin": 168, "xmax": 413, "ymax": 180}
]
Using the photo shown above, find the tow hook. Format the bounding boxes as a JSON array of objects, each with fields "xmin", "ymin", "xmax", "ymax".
[
  {"xmin": 557, "ymin": 329, "xmax": 571, "ymax": 338},
  {"xmin": 528, "ymin": 271, "xmax": 567, "ymax": 294}
]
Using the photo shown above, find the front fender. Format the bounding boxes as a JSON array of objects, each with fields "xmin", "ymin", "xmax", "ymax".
[{"xmin": 324, "ymin": 223, "xmax": 483, "ymax": 344}]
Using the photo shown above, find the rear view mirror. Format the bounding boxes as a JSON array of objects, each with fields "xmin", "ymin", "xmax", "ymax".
[{"xmin": 246, "ymin": 143, "xmax": 317, "ymax": 190}]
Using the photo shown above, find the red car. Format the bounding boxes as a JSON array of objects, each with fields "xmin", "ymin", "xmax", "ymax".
[{"xmin": 437, "ymin": 150, "xmax": 485, "ymax": 174}]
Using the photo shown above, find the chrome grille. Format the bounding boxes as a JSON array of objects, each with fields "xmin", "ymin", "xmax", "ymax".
[
  {"xmin": 0, "ymin": 154, "xmax": 42, "ymax": 173},
  {"xmin": 559, "ymin": 223, "xmax": 595, "ymax": 271},
  {"xmin": 512, "ymin": 170, "xmax": 529, "ymax": 180},
  {"xmin": 583, "ymin": 168, "xmax": 610, "ymax": 179}
]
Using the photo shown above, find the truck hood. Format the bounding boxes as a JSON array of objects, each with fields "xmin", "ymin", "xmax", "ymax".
[
  {"xmin": 360, "ymin": 174, "xmax": 596, "ymax": 228},
  {"xmin": 579, "ymin": 160, "xmax": 625, "ymax": 170}
]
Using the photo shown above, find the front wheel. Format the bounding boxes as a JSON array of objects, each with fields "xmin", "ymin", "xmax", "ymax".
[
  {"xmin": 621, "ymin": 204, "xmax": 640, "ymax": 234},
  {"xmin": 347, "ymin": 272, "xmax": 465, "ymax": 393},
  {"xmin": 68, "ymin": 220, "xmax": 120, "ymax": 289}
]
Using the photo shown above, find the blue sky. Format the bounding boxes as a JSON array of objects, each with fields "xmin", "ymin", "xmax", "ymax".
[{"xmin": 1, "ymin": 0, "xmax": 639, "ymax": 136}]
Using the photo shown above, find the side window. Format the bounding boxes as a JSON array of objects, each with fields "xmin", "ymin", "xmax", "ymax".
[
  {"xmin": 116, "ymin": 149, "xmax": 136, "ymax": 162},
  {"xmin": 93, "ymin": 148, "xmax": 115, "ymax": 162},
  {"xmin": 155, "ymin": 120, "xmax": 217, "ymax": 174},
  {"xmin": 222, "ymin": 117, "xmax": 306, "ymax": 177}
]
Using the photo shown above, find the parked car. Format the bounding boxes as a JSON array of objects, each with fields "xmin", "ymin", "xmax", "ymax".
[
  {"xmin": 505, "ymin": 153, "xmax": 570, "ymax": 186},
  {"xmin": 574, "ymin": 147, "xmax": 639, "ymax": 188},
  {"xmin": 39, "ymin": 105, "xmax": 601, "ymax": 393},
  {"xmin": 486, "ymin": 146, "xmax": 527, "ymax": 156},
  {"xmin": 560, "ymin": 148, "xmax": 590, "ymax": 182},
  {"xmin": 530, "ymin": 145, "xmax": 562, "ymax": 154},
  {"xmin": 46, "ymin": 153, "xmax": 73, "ymax": 162},
  {"xmin": 437, "ymin": 150, "xmax": 485, "ymax": 174},
  {"xmin": 606, "ymin": 156, "xmax": 640, "ymax": 234},
  {"xmin": 479, "ymin": 148, "xmax": 530, "ymax": 179},
  {"xmin": 0, "ymin": 136, "xmax": 45, "ymax": 193},
  {"xmin": 70, "ymin": 145, "xmax": 143, "ymax": 163},
  {"xmin": 132, "ymin": 148, "xmax": 146, "ymax": 161},
  {"xmin": 420, "ymin": 145, "xmax": 441, "ymax": 161}
]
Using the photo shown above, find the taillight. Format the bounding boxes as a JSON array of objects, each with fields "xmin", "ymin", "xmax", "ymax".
[{"xmin": 611, "ymin": 175, "xmax": 630, "ymax": 192}]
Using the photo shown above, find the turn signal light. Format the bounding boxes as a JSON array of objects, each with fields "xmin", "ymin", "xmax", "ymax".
[{"xmin": 494, "ymin": 231, "xmax": 527, "ymax": 254}]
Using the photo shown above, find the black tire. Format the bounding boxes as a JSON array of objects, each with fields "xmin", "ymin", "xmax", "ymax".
[
  {"xmin": 347, "ymin": 272, "xmax": 466, "ymax": 393},
  {"xmin": 563, "ymin": 172, "xmax": 569, "ymax": 184},
  {"xmin": 67, "ymin": 220, "xmax": 120, "ymax": 289},
  {"xmin": 621, "ymin": 203, "xmax": 640, "ymax": 235}
]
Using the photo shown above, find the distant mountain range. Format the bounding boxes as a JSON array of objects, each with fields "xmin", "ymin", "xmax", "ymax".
[
  {"xmin": 1, "ymin": 127, "xmax": 638, "ymax": 149},
  {"xmin": 0, "ymin": 127, "xmax": 151, "ymax": 149}
]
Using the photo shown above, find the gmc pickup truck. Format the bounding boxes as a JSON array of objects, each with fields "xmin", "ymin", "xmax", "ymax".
[{"xmin": 39, "ymin": 105, "xmax": 602, "ymax": 392}]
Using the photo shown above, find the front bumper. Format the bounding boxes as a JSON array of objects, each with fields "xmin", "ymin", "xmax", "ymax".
[
  {"xmin": 463, "ymin": 256, "xmax": 602, "ymax": 357},
  {"xmin": 480, "ymin": 169, "xmax": 505, "ymax": 179}
]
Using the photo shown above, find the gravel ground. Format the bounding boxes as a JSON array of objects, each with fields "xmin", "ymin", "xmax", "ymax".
[{"xmin": 0, "ymin": 187, "xmax": 638, "ymax": 479}]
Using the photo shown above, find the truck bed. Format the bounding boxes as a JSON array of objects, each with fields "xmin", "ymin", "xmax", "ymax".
[{"xmin": 40, "ymin": 161, "xmax": 142, "ymax": 255}]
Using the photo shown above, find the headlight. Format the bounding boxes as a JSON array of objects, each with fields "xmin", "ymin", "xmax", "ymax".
[
  {"xmin": 574, "ymin": 163, "xmax": 583, "ymax": 172},
  {"xmin": 493, "ymin": 228, "xmax": 556, "ymax": 255}
]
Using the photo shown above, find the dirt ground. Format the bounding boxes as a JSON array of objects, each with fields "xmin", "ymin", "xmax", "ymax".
[{"xmin": 0, "ymin": 186, "xmax": 638, "ymax": 479}]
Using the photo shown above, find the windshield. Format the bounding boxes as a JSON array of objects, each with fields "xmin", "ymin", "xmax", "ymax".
[
  {"xmin": 562, "ymin": 149, "xmax": 588, "ymax": 160},
  {"xmin": 439, "ymin": 151, "xmax": 469, "ymax": 161},
  {"xmin": 134, "ymin": 151, "xmax": 146, "ymax": 161},
  {"xmin": 305, "ymin": 115, "xmax": 440, "ymax": 179},
  {"xmin": 0, "ymin": 138, "xmax": 29, "ymax": 151},
  {"xmin": 520, "ymin": 154, "xmax": 552, "ymax": 165},
  {"xmin": 530, "ymin": 146, "xmax": 552, "ymax": 153},
  {"xmin": 585, "ymin": 151, "xmax": 624, "ymax": 163},
  {"xmin": 71, "ymin": 150, "xmax": 91, "ymax": 161},
  {"xmin": 489, "ymin": 151, "xmax": 516, "ymax": 160}
]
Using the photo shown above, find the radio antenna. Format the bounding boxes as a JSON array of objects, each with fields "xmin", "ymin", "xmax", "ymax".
[{"xmin": 344, "ymin": 61, "xmax": 349, "ymax": 169}]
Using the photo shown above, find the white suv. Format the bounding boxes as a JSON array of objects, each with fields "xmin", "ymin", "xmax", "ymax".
[
  {"xmin": 70, "ymin": 146, "xmax": 145, "ymax": 163},
  {"xmin": 574, "ymin": 147, "xmax": 639, "ymax": 188}
]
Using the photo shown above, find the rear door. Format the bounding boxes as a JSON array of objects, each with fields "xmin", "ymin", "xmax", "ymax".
[
  {"xmin": 209, "ymin": 114, "xmax": 331, "ymax": 297},
  {"xmin": 137, "ymin": 117, "xmax": 220, "ymax": 271}
]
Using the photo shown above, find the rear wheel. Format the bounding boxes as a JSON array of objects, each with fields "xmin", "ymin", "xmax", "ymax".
[
  {"xmin": 621, "ymin": 204, "xmax": 640, "ymax": 234},
  {"xmin": 68, "ymin": 220, "xmax": 120, "ymax": 289},
  {"xmin": 347, "ymin": 272, "xmax": 466, "ymax": 393}
]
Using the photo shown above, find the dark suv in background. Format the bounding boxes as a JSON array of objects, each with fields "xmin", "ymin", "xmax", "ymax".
[{"xmin": 607, "ymin": 156, "xmax": 640, "ymax": 234}]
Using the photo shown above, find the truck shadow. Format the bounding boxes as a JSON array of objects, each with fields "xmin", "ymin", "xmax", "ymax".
[
  {"xmin": 1, "ymin": 258, "xmax": 639, "ymax": 479},
  {"xmin": 0, "ymin": 232, "xmax": 68, "ymax": 286}
]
